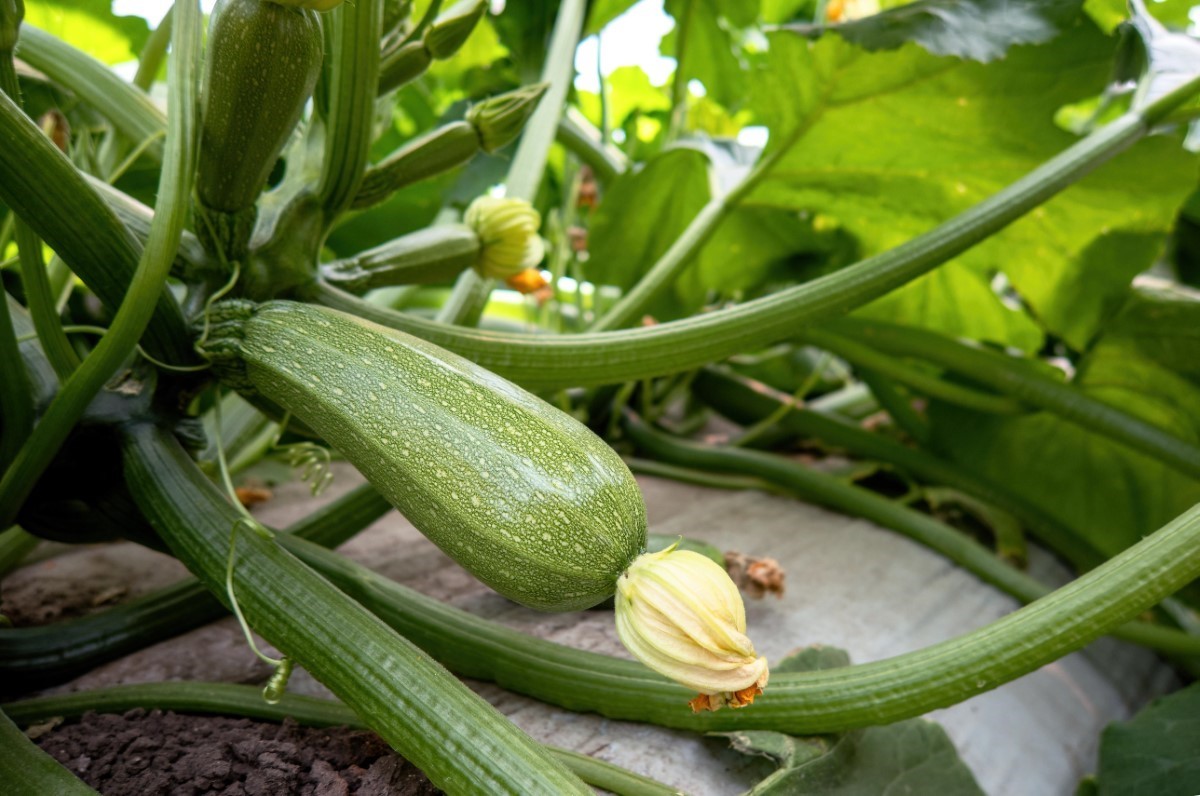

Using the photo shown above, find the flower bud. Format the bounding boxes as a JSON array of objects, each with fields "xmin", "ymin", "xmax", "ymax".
[
  {"xmin": 467, "ymin": 83, "xmax": 549, "ymax": 153},
  {"xmin": 464, "ymin": 196, "xmax": 545, "ymax": 280},
  {"xmin": 615, "ymin": 546, "xmax": 769, "ymax": 711},
  {"xmin": 425, "ymin": 0, "xmax": 487, "ymax": 59},
  {"xmin": 825, "ymin": 0, "xmax": 880, "ymax": 23}
]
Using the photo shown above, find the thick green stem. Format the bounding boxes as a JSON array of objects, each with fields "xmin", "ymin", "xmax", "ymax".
[
  {"xmin": 556, "ymin": 108, "xmax": 628, "ymax": 183},
  {"xmin": 352, "ymin": 121, "xmax": 480, "ymax": 210},
  {"xmin": 0, "ymin": 108, "xmax": 31, "ymax": 471},
  {"xmin": 0, "ymin": 32, "xmax": 77, "ymax": 380},
  {"xmin": 14, "ymin": 223, "xmax": 79, "ymax": 380},
  {"xmin": 0, "ymin": 94, "xmax": 194, "ymax": 363},
  {"xmin": 321, "ymin": 225, "xmax": 480, "ymax": 294},
  {"xmin": 318, "ymin": 0, "xmax": 382, "ymax": 222},
  {"xmin": 262, "ymin": 511, "xmax": 1200, "ymax": 733},
  {"xmin": 0, "ymin": 708, "xmax": 96, "ymax": 795},
  {"xmin": 624, "ymin": 417, "xmax": 1200, "ymax": 658},
  {"xmin": 855, "ymin": 367, "xmax": 931, "ymax": 445},
  {"xmin": 831, "ymin": 317, "xmax": 1200, "ymax": 481},
  {"xmin": 694, "ymin": 366, "xmax": 1104, "ymax": 568},
  {"xmin": 16, "ymin": 26, "xmax": 165, "ymax": 161},
  {"xmin": 3, "ymin": 683, "xmax": 682, "ymax": 796},
  {"xmin": 0, "ymin": 525, "xmax": 37, "ymax": 578},
  {"xmin": 310, "ymin": 80, "xmax": 1200, "ymax": 389},
  {"xmin": 122, "ymin": 424, "xmax": 589, "ymax": 795},
  {"xmin": 0, "ymin": 1, "xmax": 201, "ymax": 531},
  {"xmin": 133, "ymin": 6, "xmax": 173, "ymax": 91},
  {"xmin": 437, "ymin": 0, "xmax": 585, "ymax": 326},
  {"xmin": 667, "ymin": 0, "xmax": 695, "ymax": 139},
  {"xmin": 0, "ymin": 482, "xmax": 391, "ymax": 689},
  {"xmin": 799, "ymin": 328, "xmax": 1023, "ymax": 414}
]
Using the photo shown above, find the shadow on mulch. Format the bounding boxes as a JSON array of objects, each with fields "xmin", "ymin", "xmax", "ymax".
[{"xmin": 35, "ymin": 708, "xmax": 442, "ymax": 795}]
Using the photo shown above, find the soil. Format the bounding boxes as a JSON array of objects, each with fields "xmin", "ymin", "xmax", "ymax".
[{"xmin": 35, "ymin": 709, "xmax": 442, "ymax": 796}]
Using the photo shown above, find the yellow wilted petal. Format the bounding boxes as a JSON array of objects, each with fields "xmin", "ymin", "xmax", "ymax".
[{"xmin": 615, "ymin": 547, "xmax": 769, "ymax": 706}]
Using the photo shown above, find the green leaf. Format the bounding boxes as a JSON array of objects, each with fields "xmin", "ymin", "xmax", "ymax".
[
  {"xmin": 576, "ymin": 65, "xmax": 670, "ymax": 129},
  {"xmin": 585, "ymin": 0, "xmax": 641, "ymax": 34},
  {"xmin": 716, "ymin": 646, "xmax": 984, "ymax": 795},
  {"xmin": 926, "ymin": 339, "xmax": 1200, "ymax": 569},
  {"xmin": 663, "ymin": 0, "xmax": 747, "ymax": 109},
  {"xmin": 747, "ymin": 721, "xmax": 984, "ymax": 795},
  {"xmin": 1084, "ymin": 0, "xmax": 1195, "ymax": 35},
  {"xmin": 747, "ymin": 25, "xmax": 1197, "ymax": 350},
  {"xmin": 675, "ymin": 206, "xmax": 854, "ymax": 308},
  {"xmin": 1105, "ymin": 280, "xmax": 1200, "ymax": 382},
  {"xmin": 23, "ymin": 0, "xmax": 150, "ymax": 65},
  {"xmin": 788, "ymin": 0, "xmax": 1082, "ymax": 63},
  {"xmin": 586, "ymin": 146, "xmax": 712, "ymax": 312},
  {"xmin": 1093, "ymin": 683, "xmax": 1200, "ymax": 795}
]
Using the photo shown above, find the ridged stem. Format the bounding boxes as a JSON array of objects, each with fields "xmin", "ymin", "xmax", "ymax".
[
  {"xmin": 308, "ymin": 79, "xmax": 1200, "ymax": 389},
  {"xmin": 830, "ymin": 317, "xmax": 1200, "ymax": 481},
  {"xmin": 3, "ymin": 683, "xmax": 682, "ymax": 796},
  {"xmin": 799, "ymin": 328, "xmax": 1023, "ymax": 414},
  {"xmin": 437, "ymin": 0, "xmax": 585, "ymax": 326},
  {"xmin": 254, "ymin": 515, "xmax": 1200, "ymax": 734},
  {"xmin": 556, "ymin": 108, "xmax": 628, "ymax": 183},
  {"xmin": 320, "ymin": 225, "xmax": 480, "ymax": 293},
  {"xmin": 122, "ymin": 424, "xmax": 590, "ymax": 795},
  {"xmin": 0, "ymin": 2, "xmax": 201, "ymax": 531},
  {"xmin": 624, "ymin": 417, "xmax": 1200, "ymax": 658},
  {"xmin": 132, "ymin": 5, "xmax": 173, "ymax": 91},
  {"xmin": 0, "ymin": 482, "xmax": 391, "ymax": 689},
  {"xmin": 16, "ymin": 26, "xmax": 165, "ymax": 161},
  {"xmin": 693, "ymin": 366, "xmax": 1103, "ymax": 568},
  {"xmin": 318, "ymin": 0, "xmax": 382, "ymax": 221}
]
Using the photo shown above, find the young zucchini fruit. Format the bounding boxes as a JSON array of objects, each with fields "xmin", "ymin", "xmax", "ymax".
[
  {"xmin": 202, "ymin": 300, "xmax": 648, "ymax": 611},
  {"xmin": 195, "ymin": 0, "xmax": 324, "ymax": 259}
]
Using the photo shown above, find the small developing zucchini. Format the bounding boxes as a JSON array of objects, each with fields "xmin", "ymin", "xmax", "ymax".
[
  {"xmin": 195, "ymin": 0, "xmax": 324, "ymax": 258},
  {"xmin": 203, "ymin": 300, "xmax": 647, "ymax": 611}
]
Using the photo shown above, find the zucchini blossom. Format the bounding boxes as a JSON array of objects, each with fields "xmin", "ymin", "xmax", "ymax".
[
  {"xmin": 615, "ymin": 546, "xmax": 769, "ymax": 712},
  {"xmin": 465, "ymin": 196, "xmax": 546, "ymax": 280}
]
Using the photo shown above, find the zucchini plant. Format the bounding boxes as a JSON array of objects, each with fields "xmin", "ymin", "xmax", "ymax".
[{"xmin": 1, "ymin": 0, "xmax": 1200, "ymax": 793}]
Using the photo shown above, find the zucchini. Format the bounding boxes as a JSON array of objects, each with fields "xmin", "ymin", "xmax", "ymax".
[
  {"xmin": 203, "ymin": 299, "xmax": 647, "ymax": 611},
  {"xmin": 195, "ymin": 0, "xmax": 324, "ymax": 256}
]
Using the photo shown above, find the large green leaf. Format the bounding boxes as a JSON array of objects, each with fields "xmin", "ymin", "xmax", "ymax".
[
  {"xmin": 663, "ymin": 0, "xmax": 748, "ymax": 110},
  {"xmin": 926, "ymin": 339, "xmax": 1200, "ymax": 567},
  {"xmin": 576, "ymin": 65, "xmax": 671, "ymax": 129},
  {"xmin": 715, "ymin": 646, "xmax": 984, "ymax": 795},
  {"xmin": 586, "ymin": 146, "xmax": 712, "ymax": 313},
  {"xmin": 1084, "ymin": 0, "xmax": 1196, "ymax": 34},
  {"xmin": 1105, "ymin": 280, "xmax": 1200, "ymax": 382},
  {"xmin": 1092, "ymin": 683, "xmax": 1200, "ymax": 795},
  {"xmin": 790, "ymin": 0, "xmax": 1082, "ymax": 63},
  {"xmin": 23, "ymin": 0, "xmax": 150, "ymax": 65},
  {"xmin": 675, "ymin": 205, "xmax": 857, "ymax": 307},
  {"xmin": 746, "ymin": 23, "xmax": 1197, "ymax": 350}
]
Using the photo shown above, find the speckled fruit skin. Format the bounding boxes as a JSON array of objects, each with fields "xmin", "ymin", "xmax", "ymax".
[
  {"xmin": 196, "ymin": 0, "xmax": 323, "ymax": 213},
  {"xmin": 204, "ymin": 300, "xmax": 648, "ymax": 611}
]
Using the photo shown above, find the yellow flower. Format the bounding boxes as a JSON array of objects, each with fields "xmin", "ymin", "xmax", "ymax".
[
  {"xmin": 826, "ymin": 0, "xmax": 880, "ymax": 23},
  {"xmin": 615, "ymin": 546, "xmax": 769, "ymax": 712},
  {"xmin": 464, "ymin": 196, "xmax": 546, "ymax": 280}
]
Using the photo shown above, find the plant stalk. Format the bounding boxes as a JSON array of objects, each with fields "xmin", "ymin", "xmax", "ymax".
[
  {"xmin": 0, "ymin": 0, "xmax": 200, "ymax": 529},
  {"xmin": 122, "ymin": 424, "xmax": 590, "ymax": 794},
  {"xmin": 830, "ymin": 317, "xmax": 1200, "ymax": 481},
  {"xmin": 437, "ymin": 0, "xmax": 586, "ymax": 326},
  {"xmin": 309, "ymin": 76, "xmax": 1200, "ymax": 389}
]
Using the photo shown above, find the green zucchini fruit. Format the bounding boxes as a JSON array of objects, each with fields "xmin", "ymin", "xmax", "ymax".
[
  {"xmin": 203, "ymin": 299, "xmax": 648, "ymax": 611},
  {"xmin": 195, "ymin": 0, "xmax": 324, "ymax": 254}
]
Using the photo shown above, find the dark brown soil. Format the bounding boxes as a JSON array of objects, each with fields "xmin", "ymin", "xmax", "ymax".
[{"xmin": 35, "ymin": 709, "xmax": 442, "ymax": 796}]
